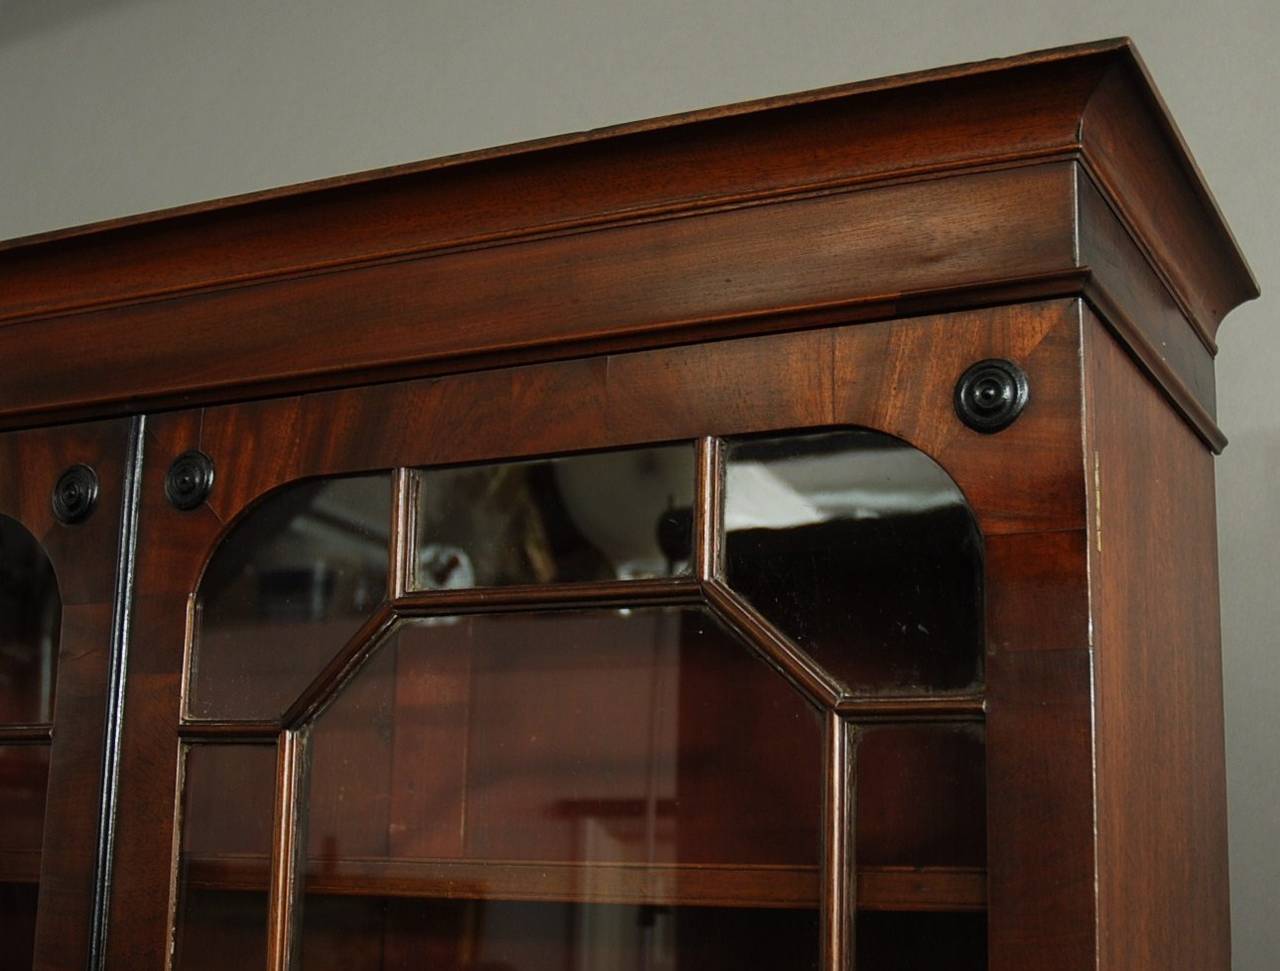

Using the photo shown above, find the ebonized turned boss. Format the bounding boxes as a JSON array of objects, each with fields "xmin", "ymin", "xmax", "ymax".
[{"xmin": 0, "ymin": 37, "xmax": 1257, "ymax": 971}]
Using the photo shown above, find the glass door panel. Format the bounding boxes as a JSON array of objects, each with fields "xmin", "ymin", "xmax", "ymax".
[
  {"xmin": 411, "ymin": 444, "xmax": 695, "ymax": 589},
  {"xmin": 0, "ymin": 514, "xmax": 60, "ymax": 969},
  {"xmin": 189, "ymin": 475, "xmax": 391, "ymax": 721},
  {"xmin": 723, "ymin": 429, "xmax": 983, "ymax": 694},
  {"xmin": 165, "ymin": 427, "xmax": 988, "ymax": 970},
  {"xmin": 0, "ymin": 515, "xmax": 60, "ymax": 724},
  {"xmin": 297, "ymin": 607, "xmax": 823, "ymax": 969},
  {"xmin": 172, "ymin": 743, "xmax": 278, "ymax": 971}
]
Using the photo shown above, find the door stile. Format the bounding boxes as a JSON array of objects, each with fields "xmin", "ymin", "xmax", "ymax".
[
  {"xmin": 266, "ymin": 729, "xmax": 306, "ymax": 971},
  {"xmin": 694, "ymin": 435, "xmax": 722, "ymax": 583},
  {"xmin": 822, "ymin": 711, "xmax": 856, "ymax": 970},
  {"xmin": 90, "ymin": 414, "xmax": 147, "ymax": 971}
]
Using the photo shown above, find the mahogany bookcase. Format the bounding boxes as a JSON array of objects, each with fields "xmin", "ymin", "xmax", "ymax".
[{"xmin": 0, "ymin": 37, "xmax": 1257, "ymax": 971}]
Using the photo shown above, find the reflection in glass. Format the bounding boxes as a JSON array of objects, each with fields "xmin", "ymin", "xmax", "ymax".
[
  {"xmin": 0, "ymin": 745, "xmax": 51, "ymax": 968},
  {"xmin": 724, "ymin": 429, "xmax": 983, "ymax": 693},
  {"xmin": 297, "ymin": 608, "xmax": 822, "ymax": 969},
  {"xmin": 299, "ymin": 897, "xmax": 818, "ymax": 971},
  {"xmin": 857, "ymin": 726, "xmax": 986, "ymax": 868},
  {"xmin": 0, "ymin": 515, "xmax": 61, "ymax": 725},
  {"xmin": 189, "ymin": 475, "xmax": 391, "ymax": 721},
  {"xmin": 857, "ymin": 911, "xmax": 987, "ymax": 969},
  {"xmin": 172, "ymin": 744, "xmax": 276, "ymax": 971},
  {"xmin": 412, "ymin": 445, "xmax": 695, "ymax": 589}
]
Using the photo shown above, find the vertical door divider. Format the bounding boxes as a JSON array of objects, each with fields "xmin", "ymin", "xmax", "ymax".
[
  {"xmin": 694, "ymin": 436, "xmax": 722, "ymax": 583},
  {"xmin": 90, "ymin": 413, "xmax": 147, "ymax": 971},
  {"xmin": 390, "ymin": 467, "xmax": 415, "ymax": 599},
  {"xmin": 266, "ymin": 728, "xmax": 307, "ymax": 971},
  {"xmin": 822, "ymin": 711, "xmax": 856, "ymax": 970}
]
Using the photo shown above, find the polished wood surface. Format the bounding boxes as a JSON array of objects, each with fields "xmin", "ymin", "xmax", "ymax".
[
  {"xmin": 0, "ymin": 39, "xmax": 1252, "ymax": 333},
  {"xmin": 0, "ymin": 41, "xmax": 1256, "ymax": 458},
  {"xmin": 0, "ymin": 420, "xmax": 130, "ymax": 971},
  {"xmin": 104, "ymin": 299, "xmax": 1081, "ymax": 970},
  {"xmin": 1083, "ymin": 308, "xmax": 1232, "ymax": 969},
  {"xmin": 0, "ymin": 38, "xmax": 1254, "ymax": 971}
]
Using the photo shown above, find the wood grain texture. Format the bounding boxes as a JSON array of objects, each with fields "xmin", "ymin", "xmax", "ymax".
[
  {"xmin": 191, "ymin": 300, "xmax": 1083, "ymax": 538},
  {"xmin": 104, "ymin": 298, "xmax": 1094, "ymax": 968},
  {"xmin": 1077, "ymin": 166, "xmax": 1224, "ymax": 449},
  {"xmin": 1083, "ymin": 307, "xmax": 1231, "ymax": 970},
  {"xmin": 0, "ymin": 40, "xmax": 1132, "ymax": 322},
  {"xmin": 104, "ymin": 411, "xmax": 213, "ymax": 971},
  {"xmin": 0, "ymin": 40, "xmax": 1251, "ymax": 344},
  {"xmin": 1079, "ymin": 50, "xmax": 1257, "ymax": 338},
  {"xmin": 0, "ymin": 419, "xmax": 130, "ymax": 971},
  {"xmin": 986, "ymin": 648, "xmax": 1097, "ymax": 970},
  {"xmin": 985, "ymin": 530, "xmax": 1090, "ymax": 654},
  {"xmin": 179, "ymin": 857, "xmax": 986, "ymax": 912},
  {"xmin": 833, "ymin": 300, "xmax": 1086, "ymax": 534},
  {"xmin": 0, "ymin": 39, "xmax": 1253, "ymax": 971},
  {"xmin": 0, "ymin": 162, "xmax": 1080, "ymax": 426},
  {"xmin": 0, "ymin": 44, "xmax": 1255, "ymax": 463}
]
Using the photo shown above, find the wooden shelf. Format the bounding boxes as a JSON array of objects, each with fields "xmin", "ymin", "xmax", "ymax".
[
  {"xmin": 856, "ymin": 866, "xmax": 986, "ymax": 912},
  {"xmin": 0, "ymin": 849, "xmax": 40, "ymax": 885},
  {"xmin": 182, "ymin": 855, "xmax": 985, "ymax": 912}
]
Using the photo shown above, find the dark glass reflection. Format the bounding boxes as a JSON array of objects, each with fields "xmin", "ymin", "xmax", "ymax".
[
  {"xmin": 0, "ymin": 744, "xmax": 50, "ymax": 967},
  {"xmin": 296, "ymin": 608, "xmax": 822, "ymax": 969},
  {"xmin": 173, "ymin": 744, "xmax": 276, "ymax": 971},
  {"xmin": 724, "ymin": 430, "xmax": 983, "ymax": 693},
  {"xmin": 0, "ymin": 515, "xmax": 61, "ymax": 725},
  {"xmin": 857, "ymin": 912, "xmax": 987, "ymax": 969},
  {"xmin": 412, "ymin": 445, "xmax": 695, "ymax": 589},
  {"xmin": 299, "ymin": 898, "xmax": 818, "ymax": 971},
  {"xmin": 190, "ymin": 475, "xmax": 391, "ymax": 721}
]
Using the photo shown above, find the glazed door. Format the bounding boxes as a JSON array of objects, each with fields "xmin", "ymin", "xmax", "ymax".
[
  {"xmin": 106, "ymin": 301, "xmax": 1095, "ymax": 970},
  {"xmin": 0, "ymin": 418, "xmax": 137, "ymax": 971}
]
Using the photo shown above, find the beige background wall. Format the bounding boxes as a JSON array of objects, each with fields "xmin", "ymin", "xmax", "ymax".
[{"xmin": 2, "ymin": 1, "xmax": 1275, "ymax": 965}]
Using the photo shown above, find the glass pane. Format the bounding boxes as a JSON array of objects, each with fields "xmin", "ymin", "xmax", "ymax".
[
  {"xmin": 297, "ymin": 608, "xmax": 822, "ymax": 969},
  {"xmin": 173, "ymin": 743, "xmax": 276, "ymax": 971},
  {"xmin": 300, "ymin": 898, "xmax": 818, "ymax": 971},
  {"xmin": 412, "ymin": 445, "xmax": 694, "ymax": 589},
  {"xmin": 724, "ymin": 429, "xmax": 983, "ymax": 693},
  {"xmin": 0, "ymin": 744, "xmax": 51, "ymax": 967},
  {"xmin": 190, "ymin": 475, "xmax": 391, "ymax": 721},
  {"xmin": 857, "ymin": 912, "xmax": 987, "ymax": 969},
  {"xmin": 857, "ymin": 726, "xmax": 986, "ymax": 869},
  {"xmin": 0, "ymin": 515, "xmax": 61, "ymax": 725}
]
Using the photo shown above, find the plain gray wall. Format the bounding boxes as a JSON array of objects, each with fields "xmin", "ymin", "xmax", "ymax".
[{"xmin": 2, "ymin": 1, "xmax": 1276, "ymax": 965}]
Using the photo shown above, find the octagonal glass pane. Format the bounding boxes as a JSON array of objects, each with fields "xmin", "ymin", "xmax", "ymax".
[{"xmin": 295, "ymin": 607, "xmax": 822, "ymax": 970}]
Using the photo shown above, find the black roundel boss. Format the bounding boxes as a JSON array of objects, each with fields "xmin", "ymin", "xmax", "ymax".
[
  {"xmin": 165, "ymin": 450, "xmax": 216, "ymax": 511},
  {"xmin": 52, "ymin": 464, "xmax": 100, "ymax": 525},
  {"xmin": 954, "ymin": 358, "xmax": 1030, "ymax": 433}
]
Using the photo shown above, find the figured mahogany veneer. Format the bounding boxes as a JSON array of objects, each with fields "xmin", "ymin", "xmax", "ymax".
[
  {"xmin": 0, "ymin": 37, "xmax": 1256, "ymax": 971},
  {"xmin": 0, "ymin": 38, "xmax": 1257, "ymax": 454},
  {"xmin": 0, "ymin": 420, "xmax": 134, "ymax": 971}
]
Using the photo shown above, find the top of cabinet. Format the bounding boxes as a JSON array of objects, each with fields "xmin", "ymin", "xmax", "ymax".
[{"xmin": 0, "ymin": 38, "xmax": 1259, "ymax": 435}]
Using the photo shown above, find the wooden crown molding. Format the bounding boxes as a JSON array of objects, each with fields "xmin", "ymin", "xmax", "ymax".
[{"xmin": 0, "ymin": 39, "xmax": 1257, "ymax": 449}]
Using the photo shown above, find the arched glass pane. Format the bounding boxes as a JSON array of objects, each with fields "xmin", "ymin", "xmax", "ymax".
[
  {"xmin": 723, "ymin": 429, "xmax": 983, "ymax": 694},
  {"xmin": 0, "ymin": 515, "xmax": 61, "ymax": 725},
  {"xmin": 296, "ymin": 608, "xmax": 822, "ymax": 970},
  {"xmin": 412, "ymin": 444, "xmax": 695, "ymax": 589},
  {"xmin": 189, "ymin": 475, "xmax": 391, "ymax": 721}
]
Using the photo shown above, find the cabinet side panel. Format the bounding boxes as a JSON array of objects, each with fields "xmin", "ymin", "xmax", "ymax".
[{"xmin": 1084, "ymin": 309, "xmax": 1230, "ymax": 970}]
